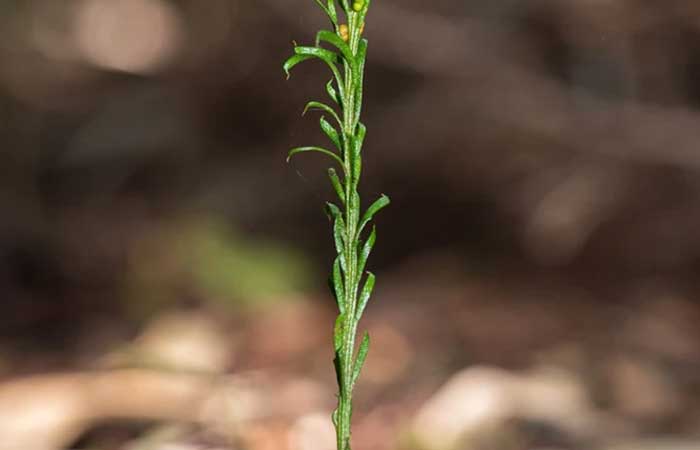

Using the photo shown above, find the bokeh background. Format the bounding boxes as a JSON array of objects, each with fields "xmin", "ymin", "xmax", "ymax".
[{"xmin": 2, "ymin": 0, "xmax": 700, "ymax": 449}]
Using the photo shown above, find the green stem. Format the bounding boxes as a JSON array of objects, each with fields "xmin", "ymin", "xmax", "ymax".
[
  {"xmin": 282, "ymin": 4, "xmax": 384, "ymax": 450},
  {"xmin": 336, "ymin": 14, "xmax": 364, "ymax": 445}
]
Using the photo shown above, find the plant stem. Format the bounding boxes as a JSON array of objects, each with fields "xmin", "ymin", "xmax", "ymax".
[{"xmin": 283, "ymin": 3, "xmax": 388, "ymax": 449}]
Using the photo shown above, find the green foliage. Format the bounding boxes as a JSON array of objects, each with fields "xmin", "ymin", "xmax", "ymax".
[{"xmin": 283, "ymin": 2, "xmax": 388, "ymax": 450}]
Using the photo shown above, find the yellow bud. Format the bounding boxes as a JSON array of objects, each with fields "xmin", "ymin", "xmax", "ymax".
[
  {"xmin": 339, "ymin": 24, "xmax": 349, "ymax": 42},
  {"xmin": 353, "ymin": 1, "xmax": 363, "ymax": 12}
]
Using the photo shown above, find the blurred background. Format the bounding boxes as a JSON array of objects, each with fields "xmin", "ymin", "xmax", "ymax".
[{"xmin": 2, "ymin": 0, "xmax": 700, "ymax": 449}]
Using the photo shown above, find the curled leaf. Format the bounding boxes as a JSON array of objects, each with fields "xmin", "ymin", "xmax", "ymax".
[
  {"xmin": 316, "ymin": 30, "xmax": 354, "ymax": 64},
  {"xmin": 328, "ymin": 168, "xmax": 346, "ymax": 204},
  {"xmin": 321, "ymin": 116, "xmax": 342, "ymax": 150},
  {"xmin": 326, "ymin": 202, "xmax": 346, "ymax": 256},
  {"xmin": 283, "ymin": 54, "xmax": 314, "ymax": 79},
  {"xmin": 358, "ymin": 194, "xmax": 390, "ymax": 233},
  {"xmin": 288, "ymin": 146, "xmax": 344, "ymax": 170},
  {"xmin": 293, "ymin": 46, "xmax": 345, "ymax": 98},
  {"xmin": 326, "ymin": 79, "xmax": 340, "ymax": 105},
  {"xmin": 304, "ymin": 101, "xmax": 343, "ymax": 130}
]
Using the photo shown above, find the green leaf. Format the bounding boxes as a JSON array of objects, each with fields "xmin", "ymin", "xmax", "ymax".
[
  {"xmin": 328, "ymin": 168, "xmax": 346, "ymax": 204},
  {"xmin": 350, "ymin": 189, "xmax": 361, "ymax": 231},
  {"xmin": 334, "ymin": 214, "xmax": 346, "ymax": 255},
  {"xmin": 328, "ymin": 0, "xmax": 339, "ymax": 24},
  {"xmin": 283, "ymin": 54, "xmax": 314, "ymax": 79},
  {"xmin": 316, "ymin": 30, "xmax": 354, "ymax": 64},
  {"xmin": 351, "ymin": 148, "xmax": 362, "ymax": 186},
  {"xmin": 355, "ymin": 272, "xmax": 375, "ymax": 321},
  {"xmin": 353, "ymin": 39, "xmax": 368, "ymax": 123},
  {"xmin": 326, "ymin": 201, "xmax": 342, "ymax": 220},
  {"xmin": 314, "ymin": 0, "xmax": 338, "ymax": 26},
  {"xmin": 287, "ymin": 146, "xmax": 344, "ymax": 170},
  {"xmin": 351, "ymin": 332, "xmax": 370, "ymax": 386},
  {"xmin": 331, "ymin": 254, "xmax": 345, "ymax": 313},
  {"xmin": 304, "ymin": 101, "xmax": 342, "ymax": 130},
  {"xmin": 334, "ymin": 313, "xmax": 346, "ymax": 352},
  {"xmin": 321, "ymin": 116, "xmax": 342, "ymax": 150},
  {"xmin": 326, "ymin": 79, "xmax": 340, "ymax": 104},
  {"xmin": 294, "ymin": 46, "xmax": 345, "ymax": 99},
  {"xmin": 358, "ymin": 194, "xmax": 390, "ymax": 233},
  {"xmin": 357, "ymin": 226, "xmax": 376, "ymax": 276},
  {"xmin": 326, "ymin": 202, "xmax": 346, "ymax": 256},
  {"xmin": 354, "ymin": 122, "xmax": 367, "ymax": 155}
]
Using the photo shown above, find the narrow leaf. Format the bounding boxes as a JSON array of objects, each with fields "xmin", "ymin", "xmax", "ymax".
[
  {"xmin": 326, "ymin": 202, "xmax": 346, "ymax": 256},
  {"xmin": 350, "ymin": 142, "xmax": 362, "ymax": 185},
  {"xmin": 358, "ymin": 194, "xmax": 390, "ymax": 233},
  {"xmin": 293, "ymin": 46, "xmax": 345, "ymax": 98},
  {"xmin": 350, "ymin": 190, "xmax": 361, "ymax": 231},
  {"xmin": 294, "ymin": 45, "xmax": 340, "ymax": 64},
  {"xmin": 331, "ymin": 254, "xmax": 345, "ymax": 313},
  {"xmin": 328, "ymin": 168, "xmax": 346, "ymax": 204},
  {"xmin": 314, "ymin": 0, "xmax": 338, "ymax": 26},
  {"xmin": 354, "ymin": 122, "xmax": 367, "ymax": 156},
  {"xmin": 357, "ymin": 226, "xmax": 376, "ymax": 276},
  {"xmin": 326, "ymin": 79, "xmax": 340, "ymax": 104},
  {"xmin": 352, "ymin": 39, "xmax": 368, "ymax": 121},
  {"xmin": 283, "ymin": 54, "xmax": 314, "ymax": 79},
  {"xmin": 334, "ymin": 313, "xmax": 346, "ymax": 352},
  {"xmin": 327, "ymin": 0, "xmax": 338, "ymax": 25},
  {"xmin": 326, "ymin": 201, "xmax": 342, "ymax": 220},
  {"xmin": 316, "ymin": 30, "xmax": 354, "ymax": 64},
  {"xmin": 334, "ymin": 215, "xmax": 346, "ymax": 255},
  {"xmin": 355, "ymin": 272, "xmax": 375, "ymax": 321},
  {"xmin": 351, "ymin": 332, "xmax": 370, "ymax": 386},
  {"xmin": 321, "ymin": 116, "xmax": 342, "ymax": 150},
  {"xmin": 304, "ymin": 101, "xmax": 342, "ymax": 130},
  {"xmin": 288, "ymin": 146, "xmax": 344, "ymax": 169}
]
